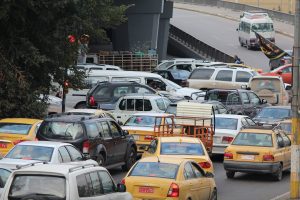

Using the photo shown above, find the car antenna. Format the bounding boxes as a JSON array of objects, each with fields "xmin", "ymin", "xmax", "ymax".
[{"xmin": 157, "ymin": 156, "xmax": 160, "ymax": 163}]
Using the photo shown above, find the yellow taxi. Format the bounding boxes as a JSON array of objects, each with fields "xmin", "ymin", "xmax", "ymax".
[
  {"xmin": 122, "ymin": 156, "xmax": 217, "ymax": 200},
  {"xmin": 0, "ymin": 118, "xmax": 43, "ymax": 155},
  {"xmin": 224, "ymin": 126, "xmax": 291, "ymax": 181},
  {"xmin": 142, "ymin": 137, "xmax": 214, "ymax": 173},
  {"xmin": 122, "ymin": 113, "xmax": 175, "ymax": 154}
]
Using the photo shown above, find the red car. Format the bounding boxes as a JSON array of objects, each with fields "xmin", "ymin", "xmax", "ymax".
[{"xmin": 263, "ymin": 64, "xmax": 292, "ymax": 85}]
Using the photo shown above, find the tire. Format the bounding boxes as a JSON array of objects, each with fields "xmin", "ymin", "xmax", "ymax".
[
  {"xmin": 75, "ymin": 102, "xmax": 87, "ymax": 109},
  {"xmin": 226, "ymin": 171, "xmax": 235, "ymax": 179},
  {"xmin": 210, "ymin": 188, "xmax": 218, "ymax": 200},
  {"xmin": 273, "ymin": 164, "xmax": 283, "ymax": 181},
  {"xmin": 122, "ymin": 147, "xmax": 137, "ymax": 171},
  {"xmin": 97, "ymin": 154, "xmax": 105, "ymax": 166}
]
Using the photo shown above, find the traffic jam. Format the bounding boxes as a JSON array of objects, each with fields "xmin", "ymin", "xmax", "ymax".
[{"xmin": 0, "ymin": 12, "xmax": 294, "ymax": 200}]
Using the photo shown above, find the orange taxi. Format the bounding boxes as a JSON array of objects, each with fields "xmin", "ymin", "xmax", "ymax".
[
  {"xmin": 0, "ymin": 118, "xmax": 42, "ymax": 155},
  {"xmin": 122, "ymin": 156, "xmax": 217, "ymax": 200},
  {"xmin": 142, "ymin": 137, "xmax": 214, "ymax": 173},
  {"xmin": 224, "ymin": 126, "xmax": 291, "ymax": 181}
]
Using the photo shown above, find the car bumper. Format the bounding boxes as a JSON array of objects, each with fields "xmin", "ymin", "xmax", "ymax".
[
  {"xmin": 212, "ymin": 144, "xmax": 228, "ymax": 155},
  {"xmin": 224, "ymin": 160, "xmax": 281, "ymax": 173}
]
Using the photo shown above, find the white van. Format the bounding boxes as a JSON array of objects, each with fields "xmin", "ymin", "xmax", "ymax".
[
  {"xmin": 66, "ymin": 70, "xmax": 200, "ymax": 109},
  {"xmin": 237, "ymin": 12, "xmax": 275, "ymax": 49}
]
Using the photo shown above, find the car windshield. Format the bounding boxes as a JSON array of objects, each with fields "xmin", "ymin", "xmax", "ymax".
[
  {"xmin": 232, "ymin": 133, "xmax": 273, "ymax": 147},
  {"xmin": 250, "ymin": 79, "xmax": 281, "ymax": 92},
  {"xmin": 9, "ymin": 175, "xmax": 66, "ymax": 199},
  {"xmin": 39, "ymin": 122, "xmax": 84, "ymax": 140},
  {"xmin": 0, "ymin": 123, "xmax": 32, "ymax": 135},
  {"xmin": 251, "ymin": 23, "xmax": 274, "ymax": 32},
  {"xmin": 157, "ymin": 61, "xmax": 174, "ymax": 69},
  {"xmin": 256, "ymin": 108, "xmax": 291, "ymax": 119},
  {"xmin": 161, "ymin": 142, "xmax": 204, "ymax": 155},
  {"xmin": 170, "ymin": 71, "xmax": 190, "ymax": 79},
  {"xmin": 124, "ymin": 116, "xmax": 161, "ymax": 127},
  {"xmin": 215, "ymin": 117, "xmax": 238, "ymax": 130},
  {"xmin": 5, "ymin": 145, "xmax": 54, "ymax": 162},
  {"xmin": 130, "ymin": 162, "xmax": 178, "ymax": 179}
]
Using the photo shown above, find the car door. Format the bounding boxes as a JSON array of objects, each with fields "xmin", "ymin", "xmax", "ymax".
[
  {"xmin": 108, "ymin": 121, "xmax": 128, "ymax": 163},
  {"xmin": 190, "ymin": 162, "xmax": 211, "ymax": 200},
  {"xmin": 275, "ymin": 134, "xmax": 286, "ymax": 168},
  {"xmin": 239, "ymin": 92, "xmax": 252, "ymax": 116},
  {"xmin": 97, "ymin": 121, "xmax": 116, "ymax": 165},
  {"xmin": 143, "ymin": 139, "xmax": 158, "ymax": 158},
  {"xmin": 214, "ymin": 70, "xmax": 234, "ymax": 89},
  {"xmin": 182, "ymin": 162, "xmax": 199, "ymax": 200},
  {"xmin": 281, "ymin": 133, "xmax": 291, "ymax": 170},
  {"xmin": 65, "ymin": 145, "xmax": 84, "ymax": 161}
]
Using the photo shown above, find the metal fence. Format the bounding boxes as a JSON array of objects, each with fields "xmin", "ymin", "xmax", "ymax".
[{"xmin": 169, "ymin": 25, "xmax": 235, "ymax": 63}]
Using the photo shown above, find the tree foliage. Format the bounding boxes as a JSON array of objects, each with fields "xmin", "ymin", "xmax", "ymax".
[{"xmin": 0, "ymin": 0, "xmax": 127, "ymax": 118}]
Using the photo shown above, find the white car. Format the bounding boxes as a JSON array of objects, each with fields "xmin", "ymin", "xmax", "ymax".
[
  {"xmin": 0, "ymin": 163, "xmax": 132, "ymax": 200},
  {"xmin": 212, "ymin": 114, "xmax": 256, "ymax": 154},
  {"xmin": 0, "ymin": 141, "xmax": 97, "ymax": 169},
  {"xmin": 0, "ymin": 167, "xmax": 11, "ymax": 196}
]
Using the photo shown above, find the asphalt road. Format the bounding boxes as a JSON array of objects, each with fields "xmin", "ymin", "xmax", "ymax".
[
  {"xmin": 110, "ymin": 156, "xmax": 289, "ymax": 200},
  {"xmin": 170, "ymin": 8, "xmax": 294, "ymax": 72}
]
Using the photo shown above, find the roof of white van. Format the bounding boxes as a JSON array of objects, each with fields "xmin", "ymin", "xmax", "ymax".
[{"xmin": 87, "ymin": 70, "xmax": 162, "ymax": 78}]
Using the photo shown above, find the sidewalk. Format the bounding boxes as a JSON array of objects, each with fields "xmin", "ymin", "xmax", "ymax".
[{"xmin": 174, "ymin": 2, "xmax": 294, "ymax": 38}]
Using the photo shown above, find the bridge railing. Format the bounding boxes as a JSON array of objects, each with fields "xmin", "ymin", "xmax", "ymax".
[{"xmin": 169, "ymin": 24, "xmax": 235, "ymax": 63}]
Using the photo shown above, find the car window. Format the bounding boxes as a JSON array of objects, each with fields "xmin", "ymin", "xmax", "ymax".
[
  {"xmin": 0, "ymin": 168, "xmax": 11, "ymax": 188},
  {"xmin": 134, "ymin": 86, "xmax": 154, "ymax": 94},
  {"xmin": 184, "ymin": 162, "xmax": 196, "ymax": 180},
  {"xmin": 119, "ymin": 99, "xmax": 126, "ymax": 110},
  {"xmin": 156, "ymin": 98, "xmax": 167, "ymax": 111},
  {"xmin": 77, "ymin": 172, "xmax": 103, "ymax": 197},
  {"xmin": 282, "ymin": 66, "xmax": 292, "ymax": 73},
  {"xmin": 227, "ymin": 93, "xmax": 240, "ymax": 105},
  {"xmin": 241, "ymin": 92, "xmax": 250, "ymax": 104},
  {"xmin": 245, "ymin": 117, "xmax": 256, "ymax": 126},
  {"xmin": 217, "ymin": 104, "xmax": 227, "ymax": 114},
  {"xmin": 98, "ymin": 122, "xmax": 111, "ymax": 139},
  {"xmin": 111, "ymin": 77, "xmax": 141, "ymax": 83},
  {"xmin": 89, "ymin": 172, "xmax": 102, "ymax": 195},
  {"xmin": 161, "ymin": 142, "xmax": 204, "ymax": 155},
  {"xmin": 191, "ymin": 162, "xmax": 204, "ymax": 178},
  {"xmin": 0, "ymin": 123, "xmax": 32, "ymax": 135},
  {"xmin": 98, "ymin": 171, "xmax": 115, "ymax": 194},
  {"xmin": 215, "ymin": 70, "xmax": 233, "ymax": 82},
  {"xmin": 176, "ymin": 64, "xmax": 192, "ymax": 72},
  {"xmin": 282, "ymin": 134, "xmax": 291, "ymax": 146},
  {"xmin": 113, "ymin": 86, "xmax": 131, "ymax": 98},
  {"xmin": 39, "ymin": 122, "xmax": 84, "ymax": 140},
  {"xmin": 189, "ymin": 69, "xmax": 215, "ymax": 80},
  {"xmin": 85, "ymin": 122, "xmax": 99, "ymax": 138},
  {"xmin": 127, "ymin": 99, "xmax": 134, "ymax": 111},
  {"xmin": 215, "ymin": 118, "xmax": 238, "ymax": 130},
  {"xmin": 58, "ymin": 146, "xmax": 72, "ymax": 163},
  {"xmin": 148, "ymin": 140, "xmax": 158, "ymax": 154},
  {"xmin": 65, "ymin": 145, "xmax": 83, "ymax": 161},
  {"xmin": 77, "ymin": 174, "xmax": 89, "ymax": 197},
  {"xmin": 241, "ymin": 118, "xmax": 248, "ymax": 127},
  {"xmin": 95, "ymin": 86, "xmax": 110, "ymax": 98},
  {"xmin": 109, "ymin": 121, "xmax": 121, "ymax": 137},
  {"xmin": 135, "ymin": 99, "xmax": 152, "ymax": 111},
  {"xmin": 236, "ymin": 71, "xmax": 252, "ymax": 82},
  {"xmin": 248, "ymin": 92, "xmax": 260, "ymax": 105}
]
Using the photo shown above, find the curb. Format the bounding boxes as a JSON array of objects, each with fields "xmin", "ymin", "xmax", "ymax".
[{"xmin": 174, "ymin": 4, "xmax": 294, "ymax": 38}]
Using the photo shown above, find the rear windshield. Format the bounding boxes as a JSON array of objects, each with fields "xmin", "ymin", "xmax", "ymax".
[
  {"xmin": 215, "ymin": 117, "xmax": 238, "ymax": 130},
  {"xmin": 250, "ymin": 79, "xmax": 281, "ymax": 92},
  {"xmin": 189, "ymin": 69, "xmax": 215, "ymax": 80},
  {"xmin": 9, "ymin": 175, "xmax": 66, "ymax": 199},
  {"xmin": 161, "ymin": 142, "xmax": 204, "ymax": 155},
  {"xmin": 6, "ymin": 145, "xmax": 54, "ymax": 162},
  {"xmin": 232, "ymin": 133, "xmax": 273, "ymax": 147},
  {"xmin": 124, "ymin": 116, "xmax": 172, "ymax": 127},
  {"xmin": 130, "ymin": 162, "xmax": 178, "ymax": 179},
  {"xmin": 256, "ymin": 108, "xmax": 291, "ymax": 119},
  {"xmin": 39, "ymin": 122, "xmax": 84, "ymax": 140},
  {"xmin": 0, "ymin": 123, "xmax": 32, "ymax": 135}
]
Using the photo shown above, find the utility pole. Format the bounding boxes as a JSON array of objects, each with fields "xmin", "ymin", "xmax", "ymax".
[{"xmin": 291, "ymin": 0, "xmax": 300, "ymax": 199}]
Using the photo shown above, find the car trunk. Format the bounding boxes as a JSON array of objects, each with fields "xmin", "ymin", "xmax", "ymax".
[{"xmin": 231, "ymin": 146, "xmax": 273, "ymax": 162}]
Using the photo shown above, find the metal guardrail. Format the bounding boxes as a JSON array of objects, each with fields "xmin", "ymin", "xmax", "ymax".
[{"xmin": 169, "ymin": 24, "xmax": 235, "ymax": 63}]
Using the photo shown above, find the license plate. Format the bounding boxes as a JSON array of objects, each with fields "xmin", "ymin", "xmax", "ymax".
[
  {"xmin": 139, "ymin": 187, "xmax": 154, "ymax": 193},
  {"xmin": 133, "ymin": 135, "xmax": 139, "ymax": 141},
  {"xmin": 241, "ymin": 155, "xmax": 255, "ymax": 160},
  {"xmin": 0, "ymin": 143, "xmax": 7, "ymax": 148}
]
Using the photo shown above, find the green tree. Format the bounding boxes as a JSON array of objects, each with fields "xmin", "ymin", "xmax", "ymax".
[{"xmin": 0, "ymin": 0, "xmax": 127, "ymax": 118}]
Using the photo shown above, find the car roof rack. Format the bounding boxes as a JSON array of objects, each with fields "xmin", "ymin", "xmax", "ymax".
[
  {"xmin": 69, "ymin": 163, "xmax": 98, "ymax": 173},
  {"xmin": 16, "ymin": 161, "xmax": 48, "ymax": 170}
]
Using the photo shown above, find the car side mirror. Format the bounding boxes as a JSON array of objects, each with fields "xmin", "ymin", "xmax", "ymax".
[
  {"xmin": 117, "ymin": 183, "xmax": 126, "ymax": 192},
  {"xmin": 285, "ymin": 85, "xmax": 292, "ymax": 90},
  {"xmin": 205, "ymin": 172, "xmax": 214, "ymax": 178},
  {"xmin": 261, "ymin": 99, "xmax": 267, "ymax": 104}
]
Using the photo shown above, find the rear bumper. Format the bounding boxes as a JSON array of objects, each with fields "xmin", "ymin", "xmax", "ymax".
[
  {"xmin": 212, "ymin": 144, "xmax": 228, "ymax": 155},
  {"xmin": 224, "ymin": 160, "xmax": 281, "ymax": 173}
]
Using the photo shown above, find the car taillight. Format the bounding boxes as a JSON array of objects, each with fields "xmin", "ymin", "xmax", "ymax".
[
  {"xmin": 263, "ymin": 154, "xmax": 274, "ymax": 161},
  {"xmin": 83, "ymin": 140, "xmax": 90, "ymax": 154},
  {"xmin": 199, "ymin": 161, "xmax": 211, "ymax": 169},
  {"xmin": 120, "ymin": 179, "xmax": 125, "ymax": 185},
  {"xmin": 13, "ymin": 140, "xmax": 26, "ymax": 145},
  {"xmin": 167, "ymin": 183, "xmax": 179, "ymax": 197},
  {"xmin": 224, "ymin": 152, "xmax": 233, "ymax": 159},
  {"xmin": 222, "ymin": 136, "xmax": 234, "ymax": 144},
  {"xmin": 144, "ymin": 135, "xmax": 154, "ymax": 140},
  {"xmin": 89, "ymin": 96, "xmax": 96, "ymax": 106}
]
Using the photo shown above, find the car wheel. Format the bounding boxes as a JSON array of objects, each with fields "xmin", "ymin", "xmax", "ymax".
[
  {"xmin": 97, "ymin": 154, "xmax": 105, "ymax": 166},
  {"xmin": 75, "ymin": 102, "xmax": 87, "ymax": 109},
  {"xmin": 226, "ymin": 171, "xmax": 235, "ymax": 179},
  {"xmin": 273, "ymin": 164, "xmax": 283, "ymax": 181},
  {"xmin": 122, "ymin": 147, "xmax": 137, "ymax": 171},
  {"xmin": 210, "ymin": 188, "xmax": 217, "ymax": 200}
]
